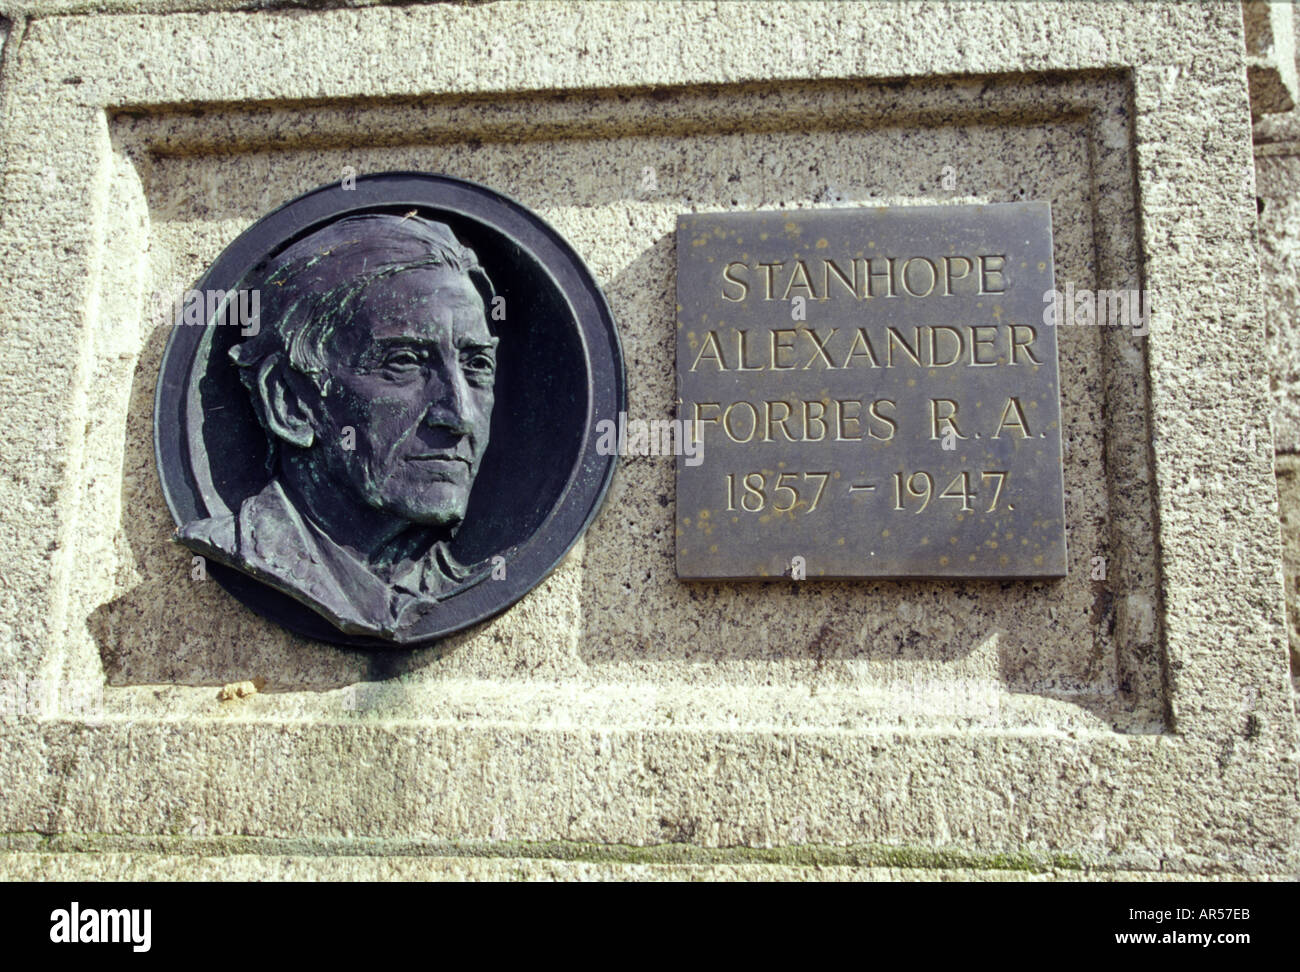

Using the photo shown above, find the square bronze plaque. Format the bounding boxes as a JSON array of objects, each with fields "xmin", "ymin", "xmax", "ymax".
[{"xmin": 675, "ymin": 202, "xmax": 1067, "ymax": 579}]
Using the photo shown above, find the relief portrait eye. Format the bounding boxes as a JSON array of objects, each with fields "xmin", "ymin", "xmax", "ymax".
[
  {"xmin": 154, "ymin": 172, "xmax": 624, "ymax": 650},
  {"xmin": 383, "ymin": 349, "xmax": 423, "ymax": 369},
  {"xmin": 465, "ymin": 351, "xmax": 497, "ymax": 375}
]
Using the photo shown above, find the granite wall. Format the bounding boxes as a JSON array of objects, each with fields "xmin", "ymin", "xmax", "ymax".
[{"xmin": 0, "ymin": 0, "xmax": 1294, "ymax": 879}]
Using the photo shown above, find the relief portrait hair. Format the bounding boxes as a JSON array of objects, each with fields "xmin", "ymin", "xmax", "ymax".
[{"xmin": 228, "ymin": 212, "xmax": 496, "ymax": 453}]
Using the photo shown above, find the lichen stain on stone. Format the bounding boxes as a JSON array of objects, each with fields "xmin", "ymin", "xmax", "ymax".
[{"xmin": 218, "ymin": 678, "xmax": 267, "ymax": 702}]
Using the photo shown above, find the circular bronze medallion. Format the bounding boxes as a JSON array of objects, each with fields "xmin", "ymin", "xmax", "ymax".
[{"xmin": 155, "ymin": 172, "xmax": 623, "ymax": 649}]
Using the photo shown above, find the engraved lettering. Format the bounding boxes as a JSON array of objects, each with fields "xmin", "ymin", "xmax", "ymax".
[
  {"xmin": 969, "ymin": 325, "xmax": 999, "ymax": 366},
  {"xmin": 864, "ymin": 257, "xmax": 897, "ymax": 298},
  {"xmin": 764, "ymin": 400, "xmax": 796, "ymax": 442},
  {"xmin": 842, "ymin": 328, "xmax": 881, "ymax": 368},
  {"xmin": 723, "ymin": 400, "xmax": 758, "ymax": 442},
  {"xmin": 868, "ymin": 398, "xmax": 897, "ymax": 440},
  {"xmin": 771, "ymin": 329, "xmax": 798, "ymax": 370},
  {"xmin": 802, "ymin": 327, "xmax": 839, "ymax": 370},
  {"xmin": 823, "ymin": 259, "xmax": 860, "ymax": 299},
  {"xmin": 993, "ymin": 397, "xmax": 1031, "ymax": 438},
  {"xmin": 690, "ymin": 330, "xmax": 728, "ymax": 371},
  {"xmin": 691, "ymin": 401, "xmax": 721, "ymax": 444},
  {"xmin": 929, "ymin": 325, "xmax": 963, "ymax": 367},
  {"xmin": 803, "ymin": 400, "xmax": 828, "ymax": 441},
  {"xmin": 901, "ymin": 257, "xmax": 937, "ymax": 298},
  {"xmin": 836, "ymin": 399, "xmax": 863, "ymax": 441},
  {"xmin": 886, "ymin": 326, "xmax": 924, "ymax": 367},
  {"xmin": 736, "ymin": 329, "xmax": 765, "ymax": 371},
  {"xmin": 978, "ymin": 254, "xmax": 1007, "ymax": 294},
  {"xmin": 721, "ymin": 262, "xmax": 749, "ymax": 302},
  {"xmin": 781, "ymin": 260, "xmax": 817, "ymax": 301},
  {"xmin": 1010, "ymin": 325, "xmax": 1041, "ymax": 364},
  {"xmin": 929, "ymin": 399, "xmax": 966, "ymax": 440},
  {"xmin": 943, "ymin": 255, "xmax": 972, "ymax": 296}
]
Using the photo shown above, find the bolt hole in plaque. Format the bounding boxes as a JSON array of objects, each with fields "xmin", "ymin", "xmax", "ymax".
[{"xmin": 155, "ymin": 173, "xmax": 624, "ymax": 648}]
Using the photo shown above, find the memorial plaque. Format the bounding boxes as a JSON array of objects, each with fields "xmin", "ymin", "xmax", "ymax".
[
  {"xmin": 676, "ymin": 202, "xmax": 1066, "ymax": 579},
  {"xmin": 155, "ymin": 172, "xmax": 624, "ymax": 648}
]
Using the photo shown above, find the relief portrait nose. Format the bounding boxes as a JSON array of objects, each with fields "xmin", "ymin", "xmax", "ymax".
[{"xmin": 421, "ymin": 364, "xmax": 473, "ymax": 435}]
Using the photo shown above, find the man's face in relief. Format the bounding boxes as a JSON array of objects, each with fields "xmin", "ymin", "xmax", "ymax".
[{"xmin": 306, "ymin": 266, "xmax": 498, "ymax": 530}]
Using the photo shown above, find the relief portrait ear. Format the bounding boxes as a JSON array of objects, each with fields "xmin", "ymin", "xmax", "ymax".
[{"xmin": 250, "ymin": 352, "xmax": 317, "ymax": 450}]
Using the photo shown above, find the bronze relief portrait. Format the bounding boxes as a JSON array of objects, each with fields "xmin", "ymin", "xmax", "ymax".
[{"xmin": 155, "ymin": 174, "xmax": 623, "ymax": 649}]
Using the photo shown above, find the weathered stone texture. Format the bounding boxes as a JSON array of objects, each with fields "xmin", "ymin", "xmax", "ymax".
[{"xmin": 0, "ymin": 1, "xmax": 1294, "ymax": 880}]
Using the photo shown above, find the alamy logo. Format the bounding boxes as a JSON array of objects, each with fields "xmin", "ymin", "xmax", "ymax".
[
  {"xmin": 1041, "ymin": 284, "xmax": 1153, "ymax": 336},
  {"xmin": 166, "ymin": 288, "xmax": 261, "ymax": 335},
  {"xmin": 594, "ymin": 413, "xmax": 704, "ymax": 466},
  {"xmin": 49, "ymin": 902, "xmax": 151, "ymax": 952}
]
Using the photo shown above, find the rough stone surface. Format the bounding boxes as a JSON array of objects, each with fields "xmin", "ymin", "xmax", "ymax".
[
  {"xmin": 0, "ymin": 1, "xmax": 1294, "ymax": 880},
  {"xmin": 1257, "ymin": 149, "xmax": 1300, "ymax": 453},
  {"xmin": 1274, "ymin": 456, "xmax": 1300, "ymax": 670},
  {"xmin": 0, "ymin": 849, "xmax": 1283, "ymax": 882},
  {"xmin": 91, "ymin": 74, "xmax": 1158, "ymax": 729},
  {"xmin": 1245, "ymin": 1, "xmax": 1299, "ymax": 117},
  {"xmin": 1251, "ymin": 21, "xmax": 1300, "ymax": 681}
]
